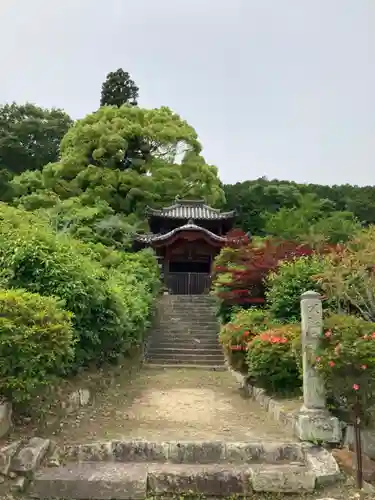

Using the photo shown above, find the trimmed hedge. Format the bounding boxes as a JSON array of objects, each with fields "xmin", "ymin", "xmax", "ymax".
[
  {"xmin": 0, "ymin": 288, "xmax": 75, "ymax": 402},
  {"xmin": 0, "ymin": 204, "xmax": 160, "ymax": 369}
]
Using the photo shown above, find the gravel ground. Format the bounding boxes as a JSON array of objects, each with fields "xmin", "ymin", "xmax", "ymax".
[{"xmin": 32, "ymin": 367, "xmax": 296, "ymax": 444}]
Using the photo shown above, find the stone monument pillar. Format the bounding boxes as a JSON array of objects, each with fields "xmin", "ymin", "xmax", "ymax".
[{"xmin": 296, "ymin": 291, "xmax": 341, "ymax": 443}]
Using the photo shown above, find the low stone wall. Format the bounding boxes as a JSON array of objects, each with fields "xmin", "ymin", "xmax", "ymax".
[
  {"xmin": 0, "ymin": 388, "xmax": 92, "ymax": 440},
  {"xmin": 227, "ymin": 365, "xmax": 300, "ymax": 434}
]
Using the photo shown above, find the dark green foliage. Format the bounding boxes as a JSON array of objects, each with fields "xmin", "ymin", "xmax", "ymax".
[
  {"xmin": 223, "ymin": 177, "xmax": 375, "ymax": 236},
  {"xmin": 100, "ymin": 69, "xmax": 139, "ymax": 107},
  {"xmin": 0, "ymin": 102, "xmax": 73, "ymax": 174},
  {"xmin": 0, "ymin": 288, "xmax": 75, "ymax": 402}
]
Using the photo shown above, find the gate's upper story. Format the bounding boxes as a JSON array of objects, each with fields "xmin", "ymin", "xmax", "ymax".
[{"xmin": 134, "ymin": 199, "xmax": 236, "ymax": 295}]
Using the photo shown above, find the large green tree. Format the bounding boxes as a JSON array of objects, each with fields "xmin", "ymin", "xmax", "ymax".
[
  {"xmin": 0, "ymin": 102, "xmax": 73, "ymax": 175},
  {"xmin": 100, "ymin": 69, "xmax": 139, "ymax": 107},
  {"xmin": 12, "ymin": 105, "xmax": 225, "ymax": 221}
]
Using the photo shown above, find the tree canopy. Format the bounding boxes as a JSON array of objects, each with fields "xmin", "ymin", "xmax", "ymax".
[
  {"xmin": 11, "ymin": 105, "xmax": 225, "ymax": 237},
  {"xmin": 223, "ymin": 178, "xmax": 375, "ymax": 241},
  {"xmin": 100, "ymin": 69, "xmax": 139, "ymax": 107},
  {"xmin": 0, "ymin": 102, "xmax": 73, "ymax": 175}
]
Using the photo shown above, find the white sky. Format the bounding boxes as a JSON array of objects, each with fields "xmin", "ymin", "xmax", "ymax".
[{"xmin": 1, "ymin": 0, "xmax": 374, "ymax": 185}]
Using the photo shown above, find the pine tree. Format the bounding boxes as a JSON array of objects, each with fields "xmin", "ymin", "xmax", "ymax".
[{"xmin": 100, "ymin": 69, "xmax": 139, "ymax": 107}]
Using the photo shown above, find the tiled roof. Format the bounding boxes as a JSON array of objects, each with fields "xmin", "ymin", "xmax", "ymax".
[
  {"xmin": 135, "ymin": 222, "xmax": 227, "ymax": 244},
  {"xmin": 145, "ymin": 199, "xmax": 235, "ymax": 220}
]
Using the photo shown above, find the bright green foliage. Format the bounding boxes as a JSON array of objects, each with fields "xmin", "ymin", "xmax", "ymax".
[
  {"xmin": 0, "ymin": 288, "xmax": 75, "ymax": 402},
  {"xmin": 315, "ymin": 314, "xmax": 375, "ymax": 422},
  {"xmin": 100, "ymin": 69, "xmax": 139, "ymax": 107},
  {"xmin": 219, "ymin": 309, "xmax": 275, "ymax": 373},
  {"xmin": 247, "ymin": 325, "xmax": 301, "ymax": 394},
  {"xmin": 0, "ymin": 102, "xmax": 73, "ymax": 174},
  {"xmin": 263, "ymin": 194, "xmax": 360, "ymax": 246},
  {"xmin": 317, "ymin": 226, "xmax": 375, "ymax": 321},
  {"xmin": 44, "ymin": 198, "xmax": 144, "ymax": 250},
  {"xmin": 0, "ymin": 204, "xmax": 160, "ymax": 367},
  {"xmin": 265, "ymin": 255, "xmax": 329, "ymax": 322},
  {"xmin": 12, "ymin": 106, "xmax": 224, "ymax": 215}
]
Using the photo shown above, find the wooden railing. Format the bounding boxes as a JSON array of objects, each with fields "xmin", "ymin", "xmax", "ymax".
[{"xmin": 165, "ymin": 272, "xmax": 211, "ymax": 295}]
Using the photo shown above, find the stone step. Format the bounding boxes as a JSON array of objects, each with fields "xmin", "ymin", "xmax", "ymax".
[
  {"xmin": 157, "ymin": 321, "xmax": 219, "ymax": 327},
  {"xmin": 154, "ymin": 331, "xmax": 219, "ymax": 337},
  {"xmin": 29, "ymin": 462, "xmax": 316, "ymax": 498},
  {"xmin": 149, "ymin": 342, "xmax": 221, "ymax": 350},
  {"xmin": 145, "ymin": 363, "xmax": 226, "ymax": 371},
  {"xmin": 147, "ymin": 350, "xmax": 224, "ymax": 359},
  {"xmin": 147, "ymin": 347, "xmax": 222, "ymax": 355},
  {"xmin": 61, "ymin": 440, "xmax": 306, "ymax": 464},
  {"xmin": 151, "ymin": 333, "xmax": 219, "ymax": 340},
  {"xmin": 146, "ymin": 356, "xmax": 225, "ymax": 366},
  {"xmin": 153, "ymin": 325, "xmax": 219, "ymax": 330}
]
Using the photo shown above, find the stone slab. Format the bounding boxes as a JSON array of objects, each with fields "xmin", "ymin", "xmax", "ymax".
[
  {"xmin": 29, "ymin": 462, "xmax": 147, "ymax": 499},
  {"xmin": 0, "ymin": 402, "xmax": 12, "ymax": 438},
  {"xmin": 12, "ymin": 437, "xmax": 50, "ymax": 475},
  {"xmin": 251, "ymin": 464, "xmax": 316, "ymax": 492},
  {"xmin": 64, "ymin": 440, "xmax": 306, "ymax": 465},
  {"xmin": 344, "ymin": 425, "xmax": 375, "ymax": 460},
  {"xmin": 297, "ymin": 410, "xmax": 342, "ymax": 443},
  {"xmin": 0, "ymin": 440, "xmax": 21, "ymax": 476},
  {"xmin": 112, "ymin": 440, "xmax": 170, "ymax": 463},
  {"xmin": 147, "ymin": 463, "xmax": 252, "ymax": 496},
  {"xmin": 303, "ymin": 444, "xmax": 341, "ymax": 485}
]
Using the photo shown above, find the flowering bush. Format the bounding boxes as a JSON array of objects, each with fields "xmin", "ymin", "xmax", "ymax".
[
  {"xmin": 246, "ymin": 324, "xmax": 301, "ymax": 394},
  {"xmin": 314, "ymin": 314, "xmax": 375, "ymax": 422},
  {"xmin": 219, "ymin": 309, "xmax": 275, "ymax": 373}
]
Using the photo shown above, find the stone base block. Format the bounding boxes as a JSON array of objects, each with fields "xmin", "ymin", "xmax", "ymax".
[
  {"xmin": 297, "ymin": 409, "xmax": 342, "ymax": 444},
  {"xmin": 29, "ymin": 463, "xmax": 147, "ymax": 500}
]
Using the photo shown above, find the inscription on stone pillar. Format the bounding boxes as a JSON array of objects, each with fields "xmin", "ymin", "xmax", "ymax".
[{"xmin": 297, "ymin": 291, "xmax": 341, "ymax": 443}]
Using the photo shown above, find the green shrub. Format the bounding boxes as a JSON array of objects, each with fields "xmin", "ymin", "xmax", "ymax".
[
  {"xmin": 265, "ymin": 255, "xmax": 328, "ymax": 322},
  {"xmin": 315, "ymin": 314, "xmax": 375, "ymax": 422},
  {"xmin": 0, "ymin": 288, "xmax": 75, "ymax": 402},
  {"xmin": 0, "ymin": 204, "xmax": 160, "ymax": 367},
  {"xmin": 246, "ymin": 324, "xmax": 301, "ymax": 394},
  {"xmin": 219, "ymin": 309, "xmax": 275, "ymax": 373}
]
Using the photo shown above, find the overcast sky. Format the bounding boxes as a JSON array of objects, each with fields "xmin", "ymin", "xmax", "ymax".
[{"xmin": 1, "ymin": 0, "xmax": 374, "ymax": 186}]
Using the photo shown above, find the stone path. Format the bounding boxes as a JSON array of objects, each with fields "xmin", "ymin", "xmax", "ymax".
[{"xmin": 47, "ymin": 367, "xmax": 295, "ymax": 444}]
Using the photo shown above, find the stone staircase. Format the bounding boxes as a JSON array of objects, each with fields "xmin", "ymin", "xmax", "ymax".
[
  {"xmin": 145, "ymin": 294, "xmax": 225, "ymax": 369},
  {"xmin": 27, "ymin": 439, "xmax": 340, "ymax": 498}
]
